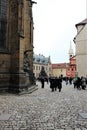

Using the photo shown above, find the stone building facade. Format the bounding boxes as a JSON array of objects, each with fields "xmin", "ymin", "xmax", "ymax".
[
  {"xmin": 52, "ymin": 63, "xmax": 68, "ymax": 77},
  {"xmin": 33, "ymin": 54, "xmax": 52, "ymax": 78},
  {"xmin": 52, "ymin": 61, "xmax": 76, "ymax": 78},
  {"xmin": 74, "ymin": 18, "xmax": 87, "ymax": 77},
  {"xmin": 0, "ymin": 0, "xmax": 36, "ymax": 93},
  {"xmin": 66, "ymin": 56, "xmax": 76, "ymax": 78},
  {"xmin": 52, "ymin": 43, "xmax": 76, "ymax": 78},
  {"xmin": 66, "ymin": 43, "xmax": 76, "ymax": 78}
]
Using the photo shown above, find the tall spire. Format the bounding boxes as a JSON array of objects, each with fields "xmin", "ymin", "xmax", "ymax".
[{"xmin": 69, "ymin": 42, "xmax": 74, "ymax": 58}]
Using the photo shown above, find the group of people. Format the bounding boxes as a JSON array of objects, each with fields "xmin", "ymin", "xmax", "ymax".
[
  {"xmin": 73, "ymin": 76, "xmax": 87, "ymax": 90},
  {"xmin": 64, "ymin": 76, "xmax": 87, "ymax": 90},
  {"xmin": 49, "ymin": 77, "xmax": 62, "ymax": 92},
  {"xmin": 37, "ymin": 75, "xmax": 87, "ymax": 92},
  {"xmin": 38, "ymin": 76, "xmax": 62, "ymax": 92}
]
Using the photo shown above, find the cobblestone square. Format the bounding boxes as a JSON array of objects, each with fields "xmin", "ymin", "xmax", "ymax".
[{"xmin": 0, "ymin": 81, "xmax": 87, "ymax": 130}]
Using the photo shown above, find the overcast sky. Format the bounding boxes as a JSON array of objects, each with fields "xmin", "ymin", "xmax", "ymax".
[{"xmin": 33, "ymin": 0, "xmax": 86, "ymax": 63}]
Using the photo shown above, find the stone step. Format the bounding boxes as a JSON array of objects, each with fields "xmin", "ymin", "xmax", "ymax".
[{"xmin": 19, "ymin": 85, "xmax": 38, "ymax": 95}]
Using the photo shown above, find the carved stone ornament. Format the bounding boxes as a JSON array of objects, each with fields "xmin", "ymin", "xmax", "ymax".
[{"xmin": 23, "ymin": 51, "xmax": 30, "ymax": 73}]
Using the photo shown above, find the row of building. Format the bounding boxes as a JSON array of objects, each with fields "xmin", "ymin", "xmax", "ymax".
[
  {"xmin": 33, "ymin": 18, "xmax": 87, "ymax": 79},
  {"xmin": 0, "ymin": 0, "xmax": 87, "ymax": 93},
  {"xmin": 33, "ymin": 44, "xmax": 76, "ymax": 78}
]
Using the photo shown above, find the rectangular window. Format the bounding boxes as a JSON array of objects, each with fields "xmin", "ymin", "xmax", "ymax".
[
  {"xmin": 0, "ymin": 20, "xmax": 6, "ymax": 48},
  {"xmin": 36, "ymin": 66, "xmax": 38, "ymax": 70},
  {"xmin": 49, "ymin": 67, "xmax": 51, "ymax": 71},
  {"xmin": 33, "ymin": 66, "xmax": 35, "ymax": 70},
  {"xmin": 1, "ymin": 0, "xmax": 6, "ymax": 17},
  {"xmin": 0, "ymin": 0, "xmax": 7, "ymax": 50}
]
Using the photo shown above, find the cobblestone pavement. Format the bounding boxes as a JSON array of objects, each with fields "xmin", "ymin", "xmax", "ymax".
[{"xmin": 0, "ymin": 81, "xmax": 87, "ymax": 130}]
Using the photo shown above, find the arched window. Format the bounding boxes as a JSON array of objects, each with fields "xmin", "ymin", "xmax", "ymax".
[{"xmin": 0, "ymin": 0, "xmax": 7, "ymax": 50}]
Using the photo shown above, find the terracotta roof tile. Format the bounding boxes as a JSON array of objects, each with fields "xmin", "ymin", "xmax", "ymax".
[{"xmin": 52, "ymin": 63, "xmax": 69, "ymax": 69}]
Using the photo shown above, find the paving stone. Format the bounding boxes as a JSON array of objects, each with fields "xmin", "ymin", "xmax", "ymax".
[
  {"xmin": 0, "ymin": 82, "xmax": 87, "ymax": 129},
  {"xmin": 82, "ymin": 128, "xmax": 87, "ymax": 130},
  {"xmin": 55, "ymin": 129, "xmax": 64, "ymax": 130},
  {"xmin": 0, "ymin": 114, "xmax": 11, "ymax": 120},
  {"xmin": 79, "ymin": 112, "xmax": 87, "ymax": 119},
  {"xmin": 75, "ymin": 128, "xmax": 82, "ymax": 130},
  {"xmin": 65, "ymin": 128, "xmax": 73, "ymax": 130}
]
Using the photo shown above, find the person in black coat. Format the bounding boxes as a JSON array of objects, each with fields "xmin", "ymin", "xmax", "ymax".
[
  {"xmin": 40, "ymin": 77, "xmax": 45, "ymax": 88},
  {"xmin": 49, "ymin": 77, "xmax": 55, "ymax": 92},
  {"xmin": 57, "ymin": 77, "xmax": 62, "ymax": 92},
  {"xmin": 49, "ymin": 77, "xmax": 57, "ymax": 92},
  {"xmin": 76, "ymin": 77, "xmax": 81, "ymax": 90}
]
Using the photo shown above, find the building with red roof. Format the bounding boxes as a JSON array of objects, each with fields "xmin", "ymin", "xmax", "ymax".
[
  {"xmin": 52, "ymin": 43, "xmax": 76, "ymax": 78},
  {"xmin": 52, "ymin": 63, "xmax": 68, "ymax": 77}
]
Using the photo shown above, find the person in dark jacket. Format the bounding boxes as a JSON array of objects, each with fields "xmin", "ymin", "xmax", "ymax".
[
  {"xmin": 76, "ymin": 77, "xmax": 81, "ymax": 90},
  {"xmin": 81, "ymin": 77, "xmax": 86, "ymax": 90},
  {"xmin": 40, "ymin": 77, "xmax": 45, "ymax": 88},
  {"xmin": 57, "ymin": 77, "xmax": 62, "ymax": 92},
  {"xmin": 49, "ymin": 77, "xmax": 55, "ymax": 92},
  {"xmin": 49, "ymin": 77, "xmax": 57, "ymax": 92}
]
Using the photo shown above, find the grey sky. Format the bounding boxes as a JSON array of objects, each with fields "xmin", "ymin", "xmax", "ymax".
[{"xmin": 33, "ymin": 0, "xmax": 86, "ymax": 63}]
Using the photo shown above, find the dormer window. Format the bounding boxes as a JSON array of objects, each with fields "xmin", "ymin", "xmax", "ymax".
[
  {"xmin": 42, "ymin": 60, "xmax": 45, "ymax": 63},
  {"xmin": 37, "ymin": 58, "xmax": 40, "ymax": 62}
]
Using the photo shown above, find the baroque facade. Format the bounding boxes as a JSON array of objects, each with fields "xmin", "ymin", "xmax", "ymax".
[
  {"xmin": 74, "ymin": 18, "xmax": 87, "ymax": 77},
  {"xmin": 33, "ymin": 54, "xmax": 52, "ymax": 78},
  {"xmin": 52, "ymin": 61, "xmax": 76, "ymax": 78},
  {"xmin": 52, "ymin": 63, "xmax": 68, "ymax": 77},
  {"xmin": 66, "ymin": 56, "xmax": 76, "ymax": 78},
  {"xmin": 52, "ymin": 43, "xmax": 76, "ymax": 78},
  {"xmin": 0, "ymin": 0, "xmax": 36, "ymax": 93},
  {"xmin": 66, "ymin": 43, "xmax": 76, "ymax": 78}
]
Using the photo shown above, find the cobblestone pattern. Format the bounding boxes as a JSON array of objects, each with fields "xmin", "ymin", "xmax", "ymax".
[{"xmin": 0, "ymin": 81, "xmax": 87, "ymax": 130}]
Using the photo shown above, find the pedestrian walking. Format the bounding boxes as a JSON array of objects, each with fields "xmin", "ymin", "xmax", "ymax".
[
  {"xmin": 76, "ymin": 77, "xmax": 81, "ymax": 90},
  {"xmin": 57, "ymin": 77, "xmax": 62, "ymax": 92},
  {"xmin": 81, "ymin": 77, "xmax": 86, "ymax": 90},
  {"xmin": 73, "ymin": 77, "xmax": 77, "ymax": 88},
  {"xmin": 40, "ymin": 77, "xmax": 45, "ymax": 88}
]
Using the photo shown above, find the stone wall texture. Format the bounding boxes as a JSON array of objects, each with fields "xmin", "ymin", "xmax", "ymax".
[{"xmin": 0, "ymin": 0, "xmax": 34, "ymax": 93}]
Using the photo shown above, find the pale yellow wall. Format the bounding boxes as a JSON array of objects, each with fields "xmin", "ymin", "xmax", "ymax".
[
  {"xmin": 52, "ymin": 68, "xmax": 66, "ymax": 77},
  {"xmin": 52, "ymin": 69, "xmax": 58, "ymax": 77}
]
